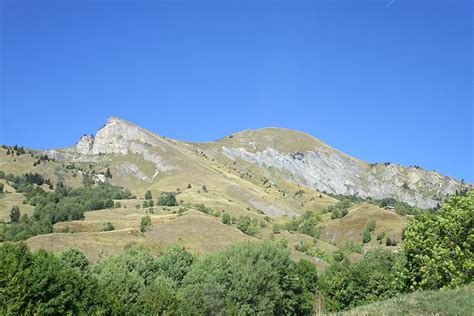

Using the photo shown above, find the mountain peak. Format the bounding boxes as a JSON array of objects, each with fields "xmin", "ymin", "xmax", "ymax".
[
  {"xmin": 218, "ymin": 127, "xmax": 334, "ymax": 154},
  {"xmin": 103, "ymin": 116, "xmax": 136, "ymax": 128},
  {"xmin": 74, "ymin": 117, "xmax": 151, "ymax": 155}
]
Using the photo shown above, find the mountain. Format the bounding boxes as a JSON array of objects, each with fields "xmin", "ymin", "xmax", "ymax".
[
  {"xmin": 1, "ymin": 116, "xmax": 471, "ymax": 263},
  {"xmin": 43, "ymin": 116, "xmax": 470, "ymax": 209}
]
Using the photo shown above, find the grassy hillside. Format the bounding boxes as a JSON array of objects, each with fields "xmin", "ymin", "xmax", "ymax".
[
  {"xmin": 0, "ymin": 120, "xmax": 424, "ymax": 267},
  {"xmin": 320, "ymin": 202, "xmax": 407, "ymax": 248},
  {"xmin": 338, "ymin": 283, "xmax": 474, "ymax": 316}
]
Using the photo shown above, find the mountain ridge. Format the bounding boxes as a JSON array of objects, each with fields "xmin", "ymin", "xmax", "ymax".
[{"xmin": 38, "ymin": 116, "xmax": 473, "ymax": 209}]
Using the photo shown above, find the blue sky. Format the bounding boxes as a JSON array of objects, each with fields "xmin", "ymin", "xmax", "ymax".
[{"xmin": 0, "ymin": 0, "xmax": 472, "ymax": 182}]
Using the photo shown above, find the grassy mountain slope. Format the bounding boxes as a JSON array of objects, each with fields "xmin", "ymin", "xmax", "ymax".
[
  {"xmin": 1, "ymin": 117, "xmax": 469, "ymax": 265},
  {"xmin": 338, "ymin": 283, "xmax": 474, "ymax": 316}
]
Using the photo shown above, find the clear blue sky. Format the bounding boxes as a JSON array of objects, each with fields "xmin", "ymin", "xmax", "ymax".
[{"xmin": 0, "ymin": 0, "xmax": 472, "ymax": 182}]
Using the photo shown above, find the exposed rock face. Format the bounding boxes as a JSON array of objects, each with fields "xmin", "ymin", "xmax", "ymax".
[
  {"xmin": 75, "ymin": 135, "xmax": 94, "ymax": 155},
  {"xmin": 70, "ymin": 117, "xmax": 470, "ymax": 209},
  {"xmin": 116, "ymin": 163, "xmax": 151, "ymax": 182},
  {"xmin": 74, "ymin": 117, "xmax": 176, "ymax": 176},
  {"xmin": 222, "ymin": 146, "xmax": 468, "ymax": 209}
]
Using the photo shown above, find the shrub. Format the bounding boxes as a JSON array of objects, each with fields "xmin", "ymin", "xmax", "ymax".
[
  {"xmin": 157, "ymin": 192, "xmax": 178, "ymax": 206},
  {"xmin": 100, "ymin": 222, "xmax": 115, "ymax": 231},
  {"xmin": 237, "ymin": 216, "xmax": 259, "ymax": 236},
  {"xmin": 140, "ymin": 216, "xmax": 152, "ymax": 233},
  {"xmin": 367, "ymin": 219, "xmax": 376, "ymax": 232},
  {"xmin": 272, "ymin": 224, "xmax": 281, "ymax": 234},
  {"xmin": 362, "ymin": 228, "xmax": 371, "ymax": 243},
  {"xmin": 144, "ymin": 190, "xmax": 153, "ymax": 200},
  {"xmin": 104, "ymin": 199, "xmax": 114, "ymax": 208},
  {"xmin": 221, "ymin": 213, "xmax": 231, "ymax": 225},
  {"xmin": 10, "ymin": 206, "xmax": 20, "ymax": 223},
  {"xmin": 282, "ymin": 210, "xmax": 320, "ymax": 238}
]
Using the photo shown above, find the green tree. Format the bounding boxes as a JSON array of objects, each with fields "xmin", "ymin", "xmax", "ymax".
[
  {"xmin": 144, "ymin": 190, "xmax": 153, "ymax": 200},
  {"xmin": 157, "ymin": 192, "xmax": 178, "ymax": 206},
  {"xmin": 179, "ymin": 241, "xmax": 316, "ymax": 315},
  {"xmin": 10, "ymin": 206, "xmax": 20, "ymax": 223},
  {"xmin": 403, "ymin": 193, "xmax": 474, "ymax": 290},
  {"xmin": 57, "ymin": 248, "xmax": 89, "ymax": 273},
  {"xmin": 92, "ymin": 248, "xmax": 159, "ymax": 314},
  {"xmin": 362, "ymin": 228, "xmax": 372, "ymax": 243},
  {"xmin": 140, "ymin": 216, "xmax": 152, "ymax": 233},
  {"xmin": 319, "ymin": 249, "xmax": 405, "ymax": 312},
  {"xmin": 156, "ymin": 245, "xmax": 195, "ymax": 285},
  {"xmin": 221, "ymin": 213, "xmax": 231, "ymax": 225},
  {"xmin": 136, "ymin": 276, "xmax": 178, "ymax": 315},
  {"xmin": 237, "ymin": 216, "xmax": 258, "ymax": 236},
  {"xmin": 367, "ymin": 219, "xmax": 376, "ymax": 232},
  {"xmin": 0, "ymin": 243, "xmax": 105, "ymax": 315}
]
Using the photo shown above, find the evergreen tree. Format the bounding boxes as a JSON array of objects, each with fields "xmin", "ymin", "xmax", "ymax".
[
  {"xmin": 145, "ymin": 190, "xmax": 153, "ymax": 200},
  {"xmin": 362, "ymin": 228, "xmax": 371, "ymax": 243},
  {"xmin": 10, "ymin": 206, "xmax": 20, "ymax": 223}
]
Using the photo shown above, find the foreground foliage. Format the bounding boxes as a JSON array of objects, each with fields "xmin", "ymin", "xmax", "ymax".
[
  {"xmin": 340, "ymin": 282, "xmax": 474, "ymax": 316},
  {"xmin": 403, "ymin": 192, "xmax": 473, "ymax": 290},
  {"xmin": 0, "ymin": 185, "xmax": 471, "ymax": 314},
  {"xmin": 0, "ymin": 241, "xmax": 318, "ymax": 315},
  {"xmin": 318, "ymin": 249, "xmax": 405, "ymax": 312}
]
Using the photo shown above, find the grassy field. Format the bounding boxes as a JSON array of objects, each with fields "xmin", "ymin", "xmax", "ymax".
[
  {"xmin": 0, "ymin": 182, "xmax": 35, "ymax": 221},
  {"xmin": 337, "ymin": 283, "xmax": 474, "ymax": 316},
  {"xmin": 29, "ymin": 210, "xmax": 257, "ymax": 262}
]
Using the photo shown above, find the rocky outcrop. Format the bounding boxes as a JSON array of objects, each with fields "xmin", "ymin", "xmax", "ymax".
[
  {"xmin": 222, "ymin": 146, "xmax": 469, "ymax": 209},
  {"xmin": 74, "ymin": 117, "xmax": 176, "ymax": 177},
  {"xmin": 75, "ymin": 135, "xmax": 94, "ymax": 155},
  {"xmin": 70, "ymin": 117, "xmax": 470, "ymax": 209}
]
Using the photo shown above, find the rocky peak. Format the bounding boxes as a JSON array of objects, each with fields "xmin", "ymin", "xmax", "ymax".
[
  {"xmin": 73, "ymin": 117, "xmax": 176, "ymax": 174},
  {"xmin": 74, "ymin": 117, "xmax": 161, "ymax": 155},
  {"xmin": 75, "ymin": 135, "xmax": 94, "ymax": 155}
]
